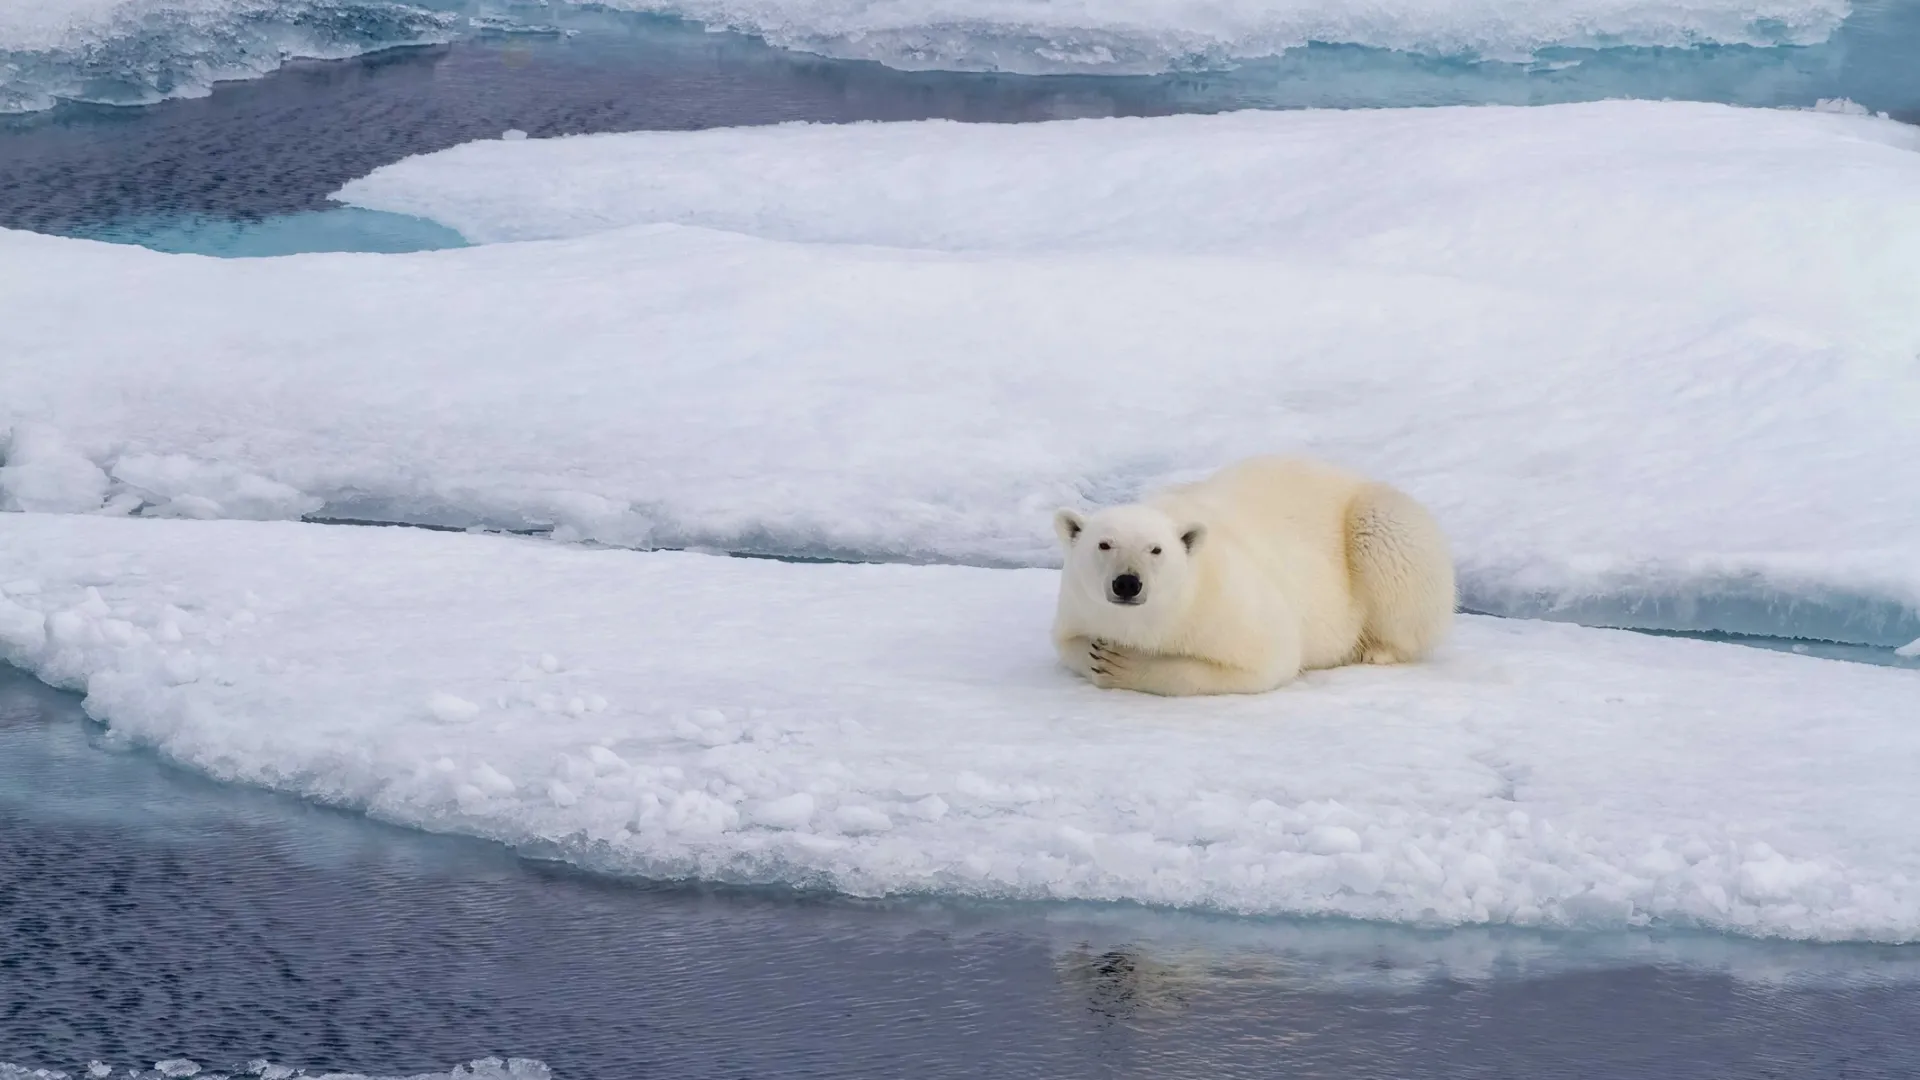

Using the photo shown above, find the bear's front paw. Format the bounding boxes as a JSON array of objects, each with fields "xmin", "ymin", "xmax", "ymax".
[{"xmin": 1087, "ymin": 639, "xmax": 1134, "ymax": 689}]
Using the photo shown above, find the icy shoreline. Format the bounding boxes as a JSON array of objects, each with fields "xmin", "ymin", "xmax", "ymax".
[{"xmin": 0, "ymin": 0, "xmax": 1857, "ymax": 116}]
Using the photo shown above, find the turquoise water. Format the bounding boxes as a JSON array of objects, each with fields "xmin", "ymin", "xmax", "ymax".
[
  {"xmin": 1633, "ymin": 629, "xmax": 1920, "ymax": 669},
  {"xmin": 74, "ymin": 207, "xmax": 469, "ymax": 256}
]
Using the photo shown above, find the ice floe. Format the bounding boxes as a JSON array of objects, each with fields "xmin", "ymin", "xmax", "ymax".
[
  {"xmin": 7, "ymin": 104, "xmax": 1920, "ymax": 639},
  {"xmin": 2, "ymin": 512, "xmax": 1915, "ymax": 941}
]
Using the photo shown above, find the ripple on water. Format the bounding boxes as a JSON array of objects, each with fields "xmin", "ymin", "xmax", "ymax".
[{"xmin": 5, "ymin": 665, "xmax": 1920, "ymax": 1078}]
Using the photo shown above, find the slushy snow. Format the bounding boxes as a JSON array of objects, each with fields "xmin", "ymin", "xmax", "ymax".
[
  {"xmin": 2, "ymin": 512, "xmax": 1917, "ymax": 942},
  {"xmin": 9, "ymin": 103, "xmax": 1920, "ymax": 641}
]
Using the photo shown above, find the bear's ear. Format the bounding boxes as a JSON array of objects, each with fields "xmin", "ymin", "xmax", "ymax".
[
  {"xmin": 1053, "ymin": 509, "xmax": 1085, "ymax": 547},
  {"xmin": 1179, "ymin": 523, "xmax": 1207, "ymax": 553}
]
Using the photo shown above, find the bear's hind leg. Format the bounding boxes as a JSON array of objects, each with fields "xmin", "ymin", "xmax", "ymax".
[{"xmin": 1346, "ymin": 483, "xmax": 1456, "ymax": 664}]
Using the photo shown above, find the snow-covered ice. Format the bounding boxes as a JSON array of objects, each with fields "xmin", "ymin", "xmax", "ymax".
[
  {"xmin": 8, "ymin": 103, "xmax": 1920, "ymax": 640},
  {"xmin": 0, "ymin": 425, "xmax": 109, "ymax": 515},
  {"xmin": 586, "ymin": 0, "xmax": 1847, "ymax": 73},
  {"xmin": 0, "ymin": 0, "xmax": 140, "ymax": 52},
  {"xmin": 335, "ymin": 102, "xmax": 1920, "ymax": 286},
  {"xmin": 0, "ymin": 0, "xmax": 454, "ymax": 113},
  {"xmin": 0, "ymin": 0, "xmax": 447, "ymax": 59},
  {"xmin": 0, "ymin": 0, "xmax": 1853, "ymax": 109},
  {"xmin": 2, "ymin": 512, "xmax": 1917, "ymax": 941}
]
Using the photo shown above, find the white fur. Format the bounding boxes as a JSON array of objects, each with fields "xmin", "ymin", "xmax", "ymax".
[{"xmin": 1052, "ymin": 456, "xmax": 1455, "ymax": 696}]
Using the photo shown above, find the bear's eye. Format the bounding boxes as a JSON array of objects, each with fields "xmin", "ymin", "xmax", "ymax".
[
  {"xmin": 1097, "ymin": 541, "xmax": 1111, "ymax": 550},
  {"xmin": 1151, "ymin": 546, "xmax": 1162, "ymax": 556}
]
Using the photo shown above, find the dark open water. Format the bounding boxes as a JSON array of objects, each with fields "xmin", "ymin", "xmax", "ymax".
[
  {"xmin": 0, "ymin": 29, "xmax": 1205, "ymax": 241},
  {"xmin": 6, "ymin": 666, "xmax": 1920, "ymax": 1078}
]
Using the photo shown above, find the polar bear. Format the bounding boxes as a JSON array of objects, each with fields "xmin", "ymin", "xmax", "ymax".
[{"xmin": 1052, "ymin": 456, "xmax": 1454, "ymax": 696}]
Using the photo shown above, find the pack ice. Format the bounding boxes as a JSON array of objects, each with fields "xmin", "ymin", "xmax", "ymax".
[
  {"xmin": 0, "ymin": 0, "xmax": 455, "ymax": 113},
  {"xmin": 6, "ymin": 102, "xmax": 1920, "ymax": 641},
  {"xmin": 0, "ymin": 0, "xmax": 1848, "ymax": 109},
  {"xmin": 586, "ymin": 0, "xmax": 1846, "ymax": 73},
  {"xmin": 2, "ymin": 513, "xmax": 1917, "ymax": 941}
]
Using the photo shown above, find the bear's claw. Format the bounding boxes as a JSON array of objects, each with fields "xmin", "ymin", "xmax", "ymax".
[{"xmin": 1087, "ymin": 640, "xmax": 1132, "ymax": 688}]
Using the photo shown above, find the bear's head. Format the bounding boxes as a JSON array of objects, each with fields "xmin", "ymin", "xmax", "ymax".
[{"xmin": 1053, "ymin": 503, "xmax": 1207, "ymax": 630}]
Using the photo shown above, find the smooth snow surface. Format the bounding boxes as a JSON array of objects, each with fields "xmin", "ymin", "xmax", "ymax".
[
  {"xmin": 3, "ymin": 513, "xmax": 1918, "ymax": 941},
  {"xmin": 12, "ymin": 103, "xmax": 1920, "ymax": 641},
  {"xmin": 337, "ymin": 101, "xmax": 1920, "ymax": 267}
]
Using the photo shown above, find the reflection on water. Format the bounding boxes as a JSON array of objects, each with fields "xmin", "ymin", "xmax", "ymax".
[{"xmin": 5, "ymin": 664, "xmax": 1920, "ymax": 1078}]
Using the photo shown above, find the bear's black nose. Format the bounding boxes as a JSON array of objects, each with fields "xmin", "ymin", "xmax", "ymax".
[{"xmin": 1110, "ymin": 573, "xmax": 1143, "ymax": 601}]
